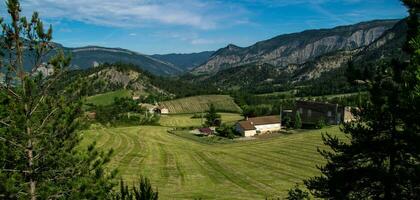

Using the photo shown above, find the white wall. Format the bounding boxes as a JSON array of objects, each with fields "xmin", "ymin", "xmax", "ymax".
[
  {"xmin": 255, "ymin": 123, "xmax": 281, "ymax": 133},
  {"xmin": 244, "ymin": 130, "xmax": 257, "ymax": 137}
]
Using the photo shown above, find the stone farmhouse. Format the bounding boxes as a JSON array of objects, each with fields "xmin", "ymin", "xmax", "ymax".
[
  {"xmin": 293, "ymin": 100, "xmax": 355, "ymax": 125},
  {"xmin": 236, "ymin": 115, "xmax": 281, "ymax": 137}
]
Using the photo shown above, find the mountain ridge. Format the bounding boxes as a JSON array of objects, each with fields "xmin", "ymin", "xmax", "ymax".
[{"xmin": 192, "ymin": 19, "xmax": 400, "ymax": 74}]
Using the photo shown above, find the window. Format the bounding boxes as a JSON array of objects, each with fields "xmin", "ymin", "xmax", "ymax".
[
  {"xmin": 308, "ymin": 109, "xmax": 312, "ymax": 117},
  {"xmin": 327, "ymin": 111, "xmax": 332, "ymax": 117},
  {"xmin": 299, "ymin": 108, "xmax": 303, "ymax": 114}
]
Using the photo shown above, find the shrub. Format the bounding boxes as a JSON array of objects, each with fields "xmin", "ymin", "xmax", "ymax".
[{"xmin": 315, "ymin": 118, "xmax": 326, "ymax": 129}]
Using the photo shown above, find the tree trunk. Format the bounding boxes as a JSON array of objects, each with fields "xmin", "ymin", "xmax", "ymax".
[{"xmin": 27, "ymin": 125, "xmax": 36, "ymax": 200}]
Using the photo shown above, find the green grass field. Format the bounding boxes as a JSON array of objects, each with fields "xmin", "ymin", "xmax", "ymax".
[
  {"xmin": 85, "ymin": 90, "xmax": 132, "ymax": 106},
  {"xmin": 159, "ymin": 113, "xmax": 244, "ymax": 127},
  {"xmin": 81, "ymin": 119, "xmax": 344, "ymax": 199},
  {"xmin": 160, "ymin": 95, "xmax": 242, "ymax": 114}
]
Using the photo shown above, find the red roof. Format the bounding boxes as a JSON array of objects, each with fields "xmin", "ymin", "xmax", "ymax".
[
  {"xmin": 237, "ymin": 115, "xmax": 281, "ymax": 130},
  {"xmin": 199, "ymin": 127, "xmax": 213, "ymax": 135}
]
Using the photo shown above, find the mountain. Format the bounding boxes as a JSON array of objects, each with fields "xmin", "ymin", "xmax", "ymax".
[
  {"xmin": 67, "ymin": 46, "xmax": 183, "ymax": 76},
  {"xmin": 151, "ymin": 51, "xmax": 215, "ymax": 71},
  {"xmin": 351, "ymin": 19, "xmax": 408, "ymax": 66},
  {"xmin": 192, "ymin": 19, "xmax": 399, "ymax": 74},
  {"xmin": 14, "ymin": 45, "xmax": 183, "ymax": 76},
  {"xmin": 185, "ymin": 19, "xmax": 406, "ymax": 94}
]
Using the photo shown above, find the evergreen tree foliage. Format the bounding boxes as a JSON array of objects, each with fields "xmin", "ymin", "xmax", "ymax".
[
  {"xmin": 294, "ymin": 111, "xmax": 302, "ymax": 129},
  {"xmin": 0, "ymin": 1, "xmax": 117, "ymax": 199},
  {"xmin": 113, "ymin": 178, "xmax": 158, "ymax": 200},
  {"xmin": 286, "ymin": 184, "xmax": 311, "ymax": 200},
  {"xmin": 304, "ymin": 1, "xmax": 420, "ymax": 199},
  {"xmin": 205, "ymin": 104, "xmax": 221, "ymax": 127}
]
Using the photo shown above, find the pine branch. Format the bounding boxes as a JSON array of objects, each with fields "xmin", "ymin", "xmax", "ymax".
[{"xmin": 0, "ymin": 136, "xmax": 25, "ymax": 149}]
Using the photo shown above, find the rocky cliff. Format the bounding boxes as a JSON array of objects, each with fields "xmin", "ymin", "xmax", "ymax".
[{"xmin": 192, "ymin": 19, "xmax": 399, "ymax": 74}]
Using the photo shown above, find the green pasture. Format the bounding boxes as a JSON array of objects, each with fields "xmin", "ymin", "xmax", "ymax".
[
  {"xmin": 81, "ymin": 121, "xmax": 344, "ymax": 199},
  {"xmin": 159, "ymin": 113, "xmax": 244, "ymax": 127},
  {"xmin": 85, "ymin": 89, "xmax": 132, "ymax": 106}
]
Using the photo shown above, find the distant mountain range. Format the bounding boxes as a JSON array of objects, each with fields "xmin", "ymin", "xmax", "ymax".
[
  {"xmin": 192, "ymin": 19, "xmax": 399, "ymax": 75},
  {"xmin": 67, "ymin": 46, "xmax": 183, "ymax": 75},
  {"xmin": 10, "ymin": 18, "xmax": 405, "ymax": 83},
  {"xmin": 16, "ymin": 44, "xmax": 214, "ymax": 76},
  {"xmin": 185, "ymin": 19, "xmax": 406, "ymax": 91},
  {"xmin": 151, "ymin": 51, "xmax": 215, "ymax": 71}
]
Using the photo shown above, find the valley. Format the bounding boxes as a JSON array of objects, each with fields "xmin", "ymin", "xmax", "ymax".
[
  {"xmin": 80, "ymin": 120, "xmax": 344, "ymax": 199},
  {"xmin": 2, "ymin": 1, "xmax": 417, "ymax": 199}
]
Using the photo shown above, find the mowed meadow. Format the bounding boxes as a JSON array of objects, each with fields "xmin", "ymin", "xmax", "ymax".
[
  {"xmin": 160, "ymin": 95, "xmax": 242, "ymax": 114},
  {"xmin": 80, "ymin": 113, "xmax": 345, "ymax": 199}
]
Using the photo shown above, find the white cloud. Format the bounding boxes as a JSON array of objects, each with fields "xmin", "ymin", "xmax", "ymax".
[{"xmin": 16, "ymin": 0, "xmax": 246, "ymax": 29}]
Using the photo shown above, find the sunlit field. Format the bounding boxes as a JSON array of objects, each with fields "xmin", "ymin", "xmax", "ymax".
[{"xmin": 81, "ymin": 121, "xmax": 344, "ymax": 199}]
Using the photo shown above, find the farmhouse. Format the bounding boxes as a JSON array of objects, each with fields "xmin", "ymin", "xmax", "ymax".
[
  {"xmin": 139, "ymin": 103, "xmax": 169, "ymax": 114},
  {"xmin": 236, "ymin": 115, "xmax": 281, "ymax": 137},
  {"xmin": 139, "ymin": 103, "xmax": 157, "ymax": 113},
  {"xmin": 294, "ymin": 100, "xmax": 355, "ymax": 125}
]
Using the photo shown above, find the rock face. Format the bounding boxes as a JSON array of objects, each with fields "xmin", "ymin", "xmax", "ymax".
[
  {"xmin": 190, "ymin": 19, "xmax": 406, "ymax": 90},
  {"xmin": 85, "ymin": 66, "xmax": 172, "ymax": 96},
  {"xmin": 193, "ymin": 20, "xmax": 399, "ymax": 74}
]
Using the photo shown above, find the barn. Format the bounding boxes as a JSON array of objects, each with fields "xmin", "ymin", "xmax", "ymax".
[{"xmin": 293, "ymin": 100, "xmax": 355, "ymax": 125}]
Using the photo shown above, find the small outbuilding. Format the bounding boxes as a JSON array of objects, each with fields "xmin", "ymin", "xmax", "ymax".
[
  {"xmin": 198, "ymin": 127, "xmax": 214, "ymax": 136},
  {"xmin": 154, "ymin": 106, "xmax": 169, "ymax": 115}
]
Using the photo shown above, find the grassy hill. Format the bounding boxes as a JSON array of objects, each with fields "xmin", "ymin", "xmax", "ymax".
[
  {"xmin": 80, "ymin": 124, "xmax": 344, "ymax": 199},
  {"xmin": 85, "ymin": 89, "xmax": 132, "ymax": 106},
  {"xmin": 160, "ymin": 95, "xmax": 242, "ymax": 114}
]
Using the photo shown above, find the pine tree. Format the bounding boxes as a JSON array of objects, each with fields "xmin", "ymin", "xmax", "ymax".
[
  {"xmin": 0, "ymin": 0, "xmax": 116, "ymax": 199},
  {"xmin": 205, "ymin": 104, "xmax": 221, "ymax": 127},
  {"xmin": 304, "ymin": 1, "xmax": 420, "ymax": 199}
]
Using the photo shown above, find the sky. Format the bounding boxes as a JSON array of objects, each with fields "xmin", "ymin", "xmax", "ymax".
[{"xmin": 0, "ymin": 0, "xmax": 408, "ymax": 54}]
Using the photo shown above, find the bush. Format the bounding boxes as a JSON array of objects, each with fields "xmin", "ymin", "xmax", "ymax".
[
  {"xmin": 283, "ymin": 116, "xmax": 292, "ymax": 128},
  {"xmin": 216, "ymin": 124, "xmax": 239, "ymax": 138},
  {"xmin": 315, "ymin": 118, "xmax": 326, "ymax": 129}
]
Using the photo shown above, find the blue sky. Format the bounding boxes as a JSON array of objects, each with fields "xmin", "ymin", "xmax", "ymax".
[{"xmin": 1, "ymin": 0, "xmax": 407, "ymax": 54}]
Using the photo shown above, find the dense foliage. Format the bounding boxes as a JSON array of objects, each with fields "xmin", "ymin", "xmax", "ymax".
[
  {"xmin": 87, "ymin": 97, "xmax": 160, "ymax": 126},
  {"xmin": 204, "ymin": 104, "xmax": 221, "ymax": 127},
  {"xmin": 0, "ymin": 1, "xmax": 117, "ymax": 199},
  {"xmin": 304, "ymin": 1, "xmax": 420, "ymax": 199},
  {"xmin": 215, "ymin": 124, "xmax": 240, "ymax": 139}
]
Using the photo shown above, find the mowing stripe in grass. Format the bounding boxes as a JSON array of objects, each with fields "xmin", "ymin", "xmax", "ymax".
[
  {"xmin": 196, "ymin": 151, "xmax": 268, "ymax": 196},
  {"xmin": 238, "ymin": 150, "xmax": 320, "ymax": 175}
]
